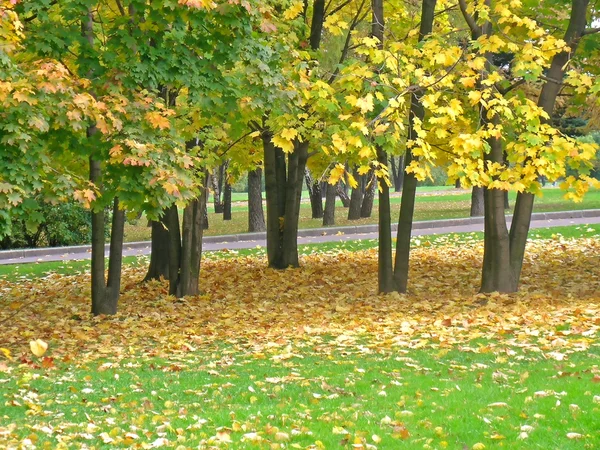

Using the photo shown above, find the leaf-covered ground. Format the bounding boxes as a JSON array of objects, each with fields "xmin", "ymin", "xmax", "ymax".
[{"xmin": 1, "ymin": 239, "xmax": 600, "ymax": 449}]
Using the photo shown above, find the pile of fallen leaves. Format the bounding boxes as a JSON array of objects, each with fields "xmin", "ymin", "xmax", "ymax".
[{"xmin": 1, "ymin": 239, "xmax": 599, "ymax": 367}]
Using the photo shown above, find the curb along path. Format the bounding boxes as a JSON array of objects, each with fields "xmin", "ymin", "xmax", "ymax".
[{"xmin": 1, "ymin": 209, "xmax": 600, "ymax": 265}]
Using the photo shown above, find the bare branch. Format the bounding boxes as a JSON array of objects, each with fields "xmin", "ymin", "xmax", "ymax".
[
  {"xmin": 326, "ymin": 0, "xmax": 353, "ymax": 17},
  {"xmin": 458, "ymin": 0, "xmax": 480, "ymax": 38},
  {"xmin": 327, "ymin": 0, "xmax": 368, "ymax": 84},
  {"xmin": 115, "ymin": 0, "xmax": 127, "ymax": 16},
  {"xmin": 582, "ymin": 27, "xmax": 600, "ymax": 35},
  {"xmin": 496, "ymin": 78, "xmax": 525, "ymax": 95}
]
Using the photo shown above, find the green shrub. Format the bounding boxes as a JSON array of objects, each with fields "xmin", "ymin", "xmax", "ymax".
[{"xmin": 0, "ymin": 201, "xmax": 94, "ymax": 249}]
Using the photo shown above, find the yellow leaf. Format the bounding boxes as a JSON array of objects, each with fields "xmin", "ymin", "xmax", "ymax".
[
  {"xmin": 472, "ymin": 444, "xmax": 486, "ymax": 450},
  {"xmin": 30, "ymin": 339, "xmax": 48, "ymax": 357},
  {"xmin": 328, "ymin": 164, "xmax": 346, "ymax": 185},
  {"xmin": 347, "ymin": 172, "xmax": 358, "ymax": 189},
  {"xmin": 0, "ymin": 348, "xmax": 12, "ymax": 360},
  {"xmin": 280, "ymin": 128, "xmax": 298, "ymax": 141},
  {"xmin": 358, "ymin": 165, "xmax": 371, "ymax": 175},
  {"xmin": 272, "ymin": 135, "xmax": 294, "ymax": 153},
  {"xmin": 356, "ymin": 93, "xmax": 374, "ymax": 114},
  {"xmin": 283, "ymin": 2, "xmax": 303, "ymax": 20}
]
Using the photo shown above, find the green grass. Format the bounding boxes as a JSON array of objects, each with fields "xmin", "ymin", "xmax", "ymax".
[
  {"xmin": 2, "ymin": 223, "xmax": 600, "ymax": 282},
  {"xmin": 1, "ymin": 344, "xmax": 599, "ymax": 448},
  {"xmin": 123, "ymin": 187, "xmax": 600, "ymax": 242}
]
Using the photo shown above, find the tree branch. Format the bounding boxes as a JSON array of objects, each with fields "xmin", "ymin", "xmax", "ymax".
[
  {"xmin": 582, "ymin": 27, "xmax": 600, "ymax": 35},
  {"xmin": 326, "ymin": 0, "xmax": 353, "ymax": 17},
  {"xmin": 458, "ymin": 0, "xmax": 480, "ymax": 38},
  {"xmin": 496, "ymin": 78, "xmax": 525, "ymax": 95},
  {"xmin": 115, "ymin": 0, "xmax": 127, "ymax": 16},
  {"xmin": 327, "ymin": 0, "xmax": 368, "ymax": 84}
]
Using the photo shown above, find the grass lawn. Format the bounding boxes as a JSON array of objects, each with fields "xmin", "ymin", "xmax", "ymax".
[
  {"xmin": 123, "ymin": 187, "xmax": 600, "ymax": 242},
  {"xmin": 1, "ymin": 344, "xmax": 599, "ymax": 449},
  {"xmin": 1, "ymin": 231, "xmax": 600, "ymax": 449}
]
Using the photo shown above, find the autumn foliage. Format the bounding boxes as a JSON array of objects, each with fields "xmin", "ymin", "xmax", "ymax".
[{"xmin": 2, "ymin": 240, "xmax": 599, "ymax": 364}]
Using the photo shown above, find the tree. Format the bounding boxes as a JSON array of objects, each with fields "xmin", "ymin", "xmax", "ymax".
[{"xmin": 455, "ymin": 0, "xmax": 599, "ymax": 292}]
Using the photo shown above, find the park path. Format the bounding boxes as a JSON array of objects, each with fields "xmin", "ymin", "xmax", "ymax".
[{"xmin": 1, "ymin": 210, "xmax": 599, "ymax": 265}]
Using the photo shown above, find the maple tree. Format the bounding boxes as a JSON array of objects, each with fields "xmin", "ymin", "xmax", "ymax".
[
  {"xmin": 324, "ymin": 0, "xmax": 599, "ymax": 294},
  {"xmin": 4, "ymin": 0, "xmax": 204, "ymax": 311}
]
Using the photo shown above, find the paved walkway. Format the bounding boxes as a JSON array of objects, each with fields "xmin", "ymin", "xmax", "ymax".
[{"xmin": 1, "ymin": 210, "xmax": 599, "ymax": 265}]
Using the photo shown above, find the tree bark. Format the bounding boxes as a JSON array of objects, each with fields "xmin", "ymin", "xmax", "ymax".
[
  {"xmin": 391, "ymin": 156, "xmax": 405, "ymax": 192},
  {"xmin": 104, "ymin": 198, "xmax": 125, "ymax": 312},
  {"xmin": 480, "ymin": 134, "xmax": 517, "ymax": 292},
  {"xmin": 377, "ymin": 150, "xmax": 395, "ymax": 293},
  {"xmin": 144, "ymin": 218, "xmax": 170, "ymax": 282},
  {"xmin": 262, "ymin": 130, "xmax": 308, "ymax": 269},
  {"xmin": 202, "ymin": 200, "xmax": 209, "ymax": 230},
  {"xmin": 223, "ymin": 181, "xmax": 232, "ymax": 221},
  {"xmin": 281, "ymin": 142, "xmax": 309, "ymax": 268},
  {"xmin": 263, "ymin": 130, "xmax": 286, "ymax": 268},
  {"xmin": 337, "ymin": 183, "xmax": 351, "ymax": 207},
  {"xmin": 89, "ymin": 154, "xmax": 107, "ymax": 315},
  {"xmin": 323, "ymin": 181, "xmax": 336, "ymax": 226},
  {"xmin": 247, "ymin": 168, "xmax": 266, "ymax": 232},
  {"xmin": 392, "ymin": 0, "xmax": 436, "ymax": 293},
  {"xmin": 309, "ymin": 0, "xmax": 325, "ymax": 50},
  {"xmin": 360, "ymin": 171, "xmax": 376, "ymax": 218},
  {"xmin": 347, "ymin": 170, "xmax": 364, "ymax": 220},
  {"xmin": 167, "ymin": 172, "xmax": 208, "ymax": 298},
  {"xmin": 305, "ymin": 169, "xmax": 324, "ymax": 219},
  {"xmin": 212, "ymin": 163, "xmax": 227, "ymax": 213},
  {"xmin": 470, "ymin": 186, "xmax": 484, "ymax": 216},
  {"xmin": 166, "ymin": 204, "xmax": 181, "ymax": 296}
]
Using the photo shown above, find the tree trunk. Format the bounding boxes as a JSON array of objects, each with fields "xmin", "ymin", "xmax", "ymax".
[
  {"xmin": 504, "ymin": 190, "xmax": 510, "ymax": 210},
  {"xmin": 323, "ymin": 181, "xmax": 336, "ymax": 226},
  {"xmin": 393, "ymin": 169, "xmax": 418, "ymax": 293},
  {"xmin": 212, "ymin": 163, "xmax": 227, "ymax": 213},
  {"xmin": 309, "ymin": 0, "xmax": 325, "ymax": 50},
  {"xmin": 166, "ymin": 205, "xmax": 181, "ymax": 296},
  {"xmin": 89, "ymin": 154, "xmax": 108, "ymax": 315},
  {"xmin": 470, "ymin": 186, "xmax": 484, "ymax": 216},
  {"xmin": 337, "ymin": 183, "xmax": 351, "ymax": 207},
  {"xmin": 481, "ymin": 186, "xmax": 516, "ymax": 292},
  {"xmin": 305, "ymin": 169, "xmax": 324, "ymax": 219},
  {"xmin": 371, "ymin": 0, "xmax": 395, "ymax": 292},
  {"xmin": 144, "ymin": 217, "xmax": 170, "ymax": 282},
  {"xmin": 347, "ymin": 170, "xmax": 364, "ymax": 220},
  {"xmin": 377, "ymin": 150, "xmax": 395, "ymax": 292},
  {"xmin": 167, "ymin": 172, "xmax": 208, "ymax": 298},
  {"xmin": 262, "ymin": 130, "xmax": 307, "ymax": 269},
  {"xmin": 223, "ymin": 181, "xmax": 232, "ymax": 221},
  {"xmin": 391, "ymin": 156, "xmax": 405, "ymax": 192},
  {"xmin": 392, "ymin": 0, "xmax": 436, "ymax": 293},
  {"xmin": 104, "ymin": 198, "xmax": 125, "ymax": 312},
  {"xmin": 91, "ymin": 193, "xmax": 125, "ymax": 315},
  {"xmin": 263, "ymin": 130, "xmax": 286, "ymax": 268},
  {"xmin": 281, "ymin": 142, "xmax": 309, "ymax": 268},
  {"xmin": 248, "ymin": 168, "xmax": 265, "ymax": 232},
  {"xmin": 360, "ymin": 171, "xmax": 376, "ymax": 218},
  {"xmin": 320, "ymin": 181, "xmax": 327, "ymax": 198},
  {"xmin": 202, "ymin": 200, "xmax": 209, "ymax": 230}
]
